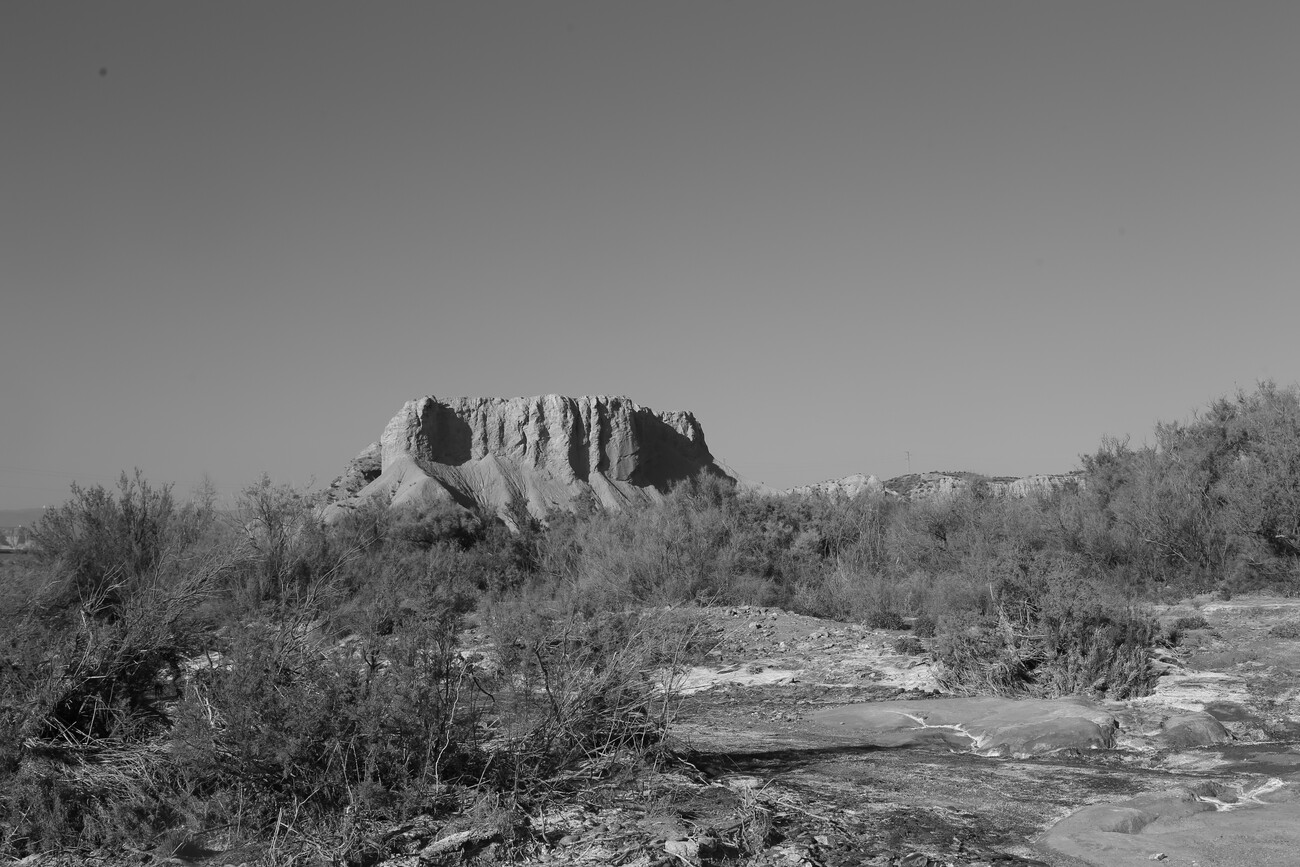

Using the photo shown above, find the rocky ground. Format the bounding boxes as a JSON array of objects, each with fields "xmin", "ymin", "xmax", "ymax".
[
  {"xmin": 519, "ymin": 596, "xmax": 1300, "ymax": 867},
  {"xmin": 24, "ymin": 596, "xmax": 1300, "ymax": 867}
]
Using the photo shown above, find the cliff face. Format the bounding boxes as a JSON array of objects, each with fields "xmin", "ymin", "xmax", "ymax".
[{"xmin": 326, "ymin": 395, "xmax": 726, "ymax": 521}]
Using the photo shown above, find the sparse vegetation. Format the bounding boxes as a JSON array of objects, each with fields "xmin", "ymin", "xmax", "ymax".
[{"xmin": 4, "ymin": 381, "xmax": 1300, "ymax": 860}]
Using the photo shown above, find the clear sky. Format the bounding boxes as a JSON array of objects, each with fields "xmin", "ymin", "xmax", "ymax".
[{"xmin": 3, "ymin": 2, "xmax": 1299, "ymax": 509}]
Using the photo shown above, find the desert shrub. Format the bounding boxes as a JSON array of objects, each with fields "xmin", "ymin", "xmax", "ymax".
[
  {"xmin": 787, "ymin": 566, "xmax": 865, "ymax": 621},
  {"xmin": 228, "ymin": 475, "xmax": 336, "ymax": 609},
  {"xmin": 1269, "ymin": 620, "xmax": 1300, "ymax": 639},
  {"xmin": 173, "ymin": 610, "xmax": 481, "ymax": 829},
  {"xmin": 911, "ymin": 614, "xmax": 937, "ymax": 638},
  {"xmin": 866, "ymin": 610, "xmax": 909, "ymax": 631},
  {"xmin": 1172, "ymin": 615, "xmax": 1210, "ymax": 632},
  {"xmin": 0, "ymin": 549, "xmax": 231, "ymax": 853},
  {"xmin": 933, "ymin": 557, "xmax": 1159, "ymax": 699},
  {"xmin": 483, "ymin": 594, "xmax": 700, "ymax": 788},
  {"xmin": 1072, "ymin": 382, "xmax": 1300, "ymax": 595},
  {"xmin": 1164, "ymin": 614, "xmax": 1212, "ymax": 646},
  {"xmin": 892, "ymin": 635, "xmax": 925, "ymax": 655},
  {"xmin": 555, "ymin": 475, "xmax": 743, "ymax": 610},
  {"xmin": 31, "ymin": 471, "xmax": 215, "ymax": 616}
]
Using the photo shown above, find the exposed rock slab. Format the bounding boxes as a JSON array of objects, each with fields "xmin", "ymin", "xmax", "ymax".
[
  {"xmin": 811, "ymin": 696, "xmax": 1119, "ymax": 757},
  {"xmin": 1161, "ymin": 710, "xmax": 1231, "ymax": 748},
  {"xmin": 326, "ymin": 395, "xmax": 728, "ymax": 522},
  {"xmin": 1038, "ymin": 780, "xmax": 1300, "ymax": 866}
]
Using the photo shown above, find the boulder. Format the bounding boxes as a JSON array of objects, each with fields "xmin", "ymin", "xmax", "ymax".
[
  {"xmin": 1161, "ymin": 711, "xmax": 1232, "ymax": 748},
  {"xmin": 1038, "ymin": 782, "xmax": 1300, "ymax": 866},
  {"xmin": 811, "ymin": 696, "xmax": 1119, "ymax": 758}
]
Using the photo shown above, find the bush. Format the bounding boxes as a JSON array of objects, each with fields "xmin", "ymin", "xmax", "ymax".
[
  {"xmin": 933, "ymin": 558, "xmax": 1159, "ymax": 699},
  {"xmin": 1172, "ymin": 615, "xmax": 1210, "ymax": 632},
  {"xmin": 31, "ymin": 471, "xmax": 214, "ymax": 616},
  {"xmin": 173, "ymin": 611, "xmax": 481, "ymax": 829},
  {"xmin": 0, "ymin": 552, "xmax": 230, "ymax": 853},
  {"xmin": 482, "ymin": 594, "xmax": 702, "ymax": 788},
  {"xmin": 866, "ymin": 610, "xmax": 909, "ymax": 631},
  {"xmin": 1269, "ymin": 620, "xmax": 1300, "ymax": 639},
  {"xmin": 892, "ymin": 635, "xmax": 925, "ymax": 655},
  {"xmin": 911, "ymin": 614, "xmax": 937, "ymax": 638}
]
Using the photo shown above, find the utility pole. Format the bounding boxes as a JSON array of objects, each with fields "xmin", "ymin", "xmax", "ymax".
[{"xmin": 906, "ymin": 451, "xmax": 911, "ymax": 474}]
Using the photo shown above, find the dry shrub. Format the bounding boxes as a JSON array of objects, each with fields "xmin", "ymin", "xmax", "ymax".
[
  {"xmin": 933, "ymin": 558, "xmax": 1159, "ymax": 699},
  {"xmin": 1269, "ymin": 620, "xmax": 1300, "ymax": 639},
  {"xmin": 483, "ymin": 595, "xmax": 702, "ymax": 790}
]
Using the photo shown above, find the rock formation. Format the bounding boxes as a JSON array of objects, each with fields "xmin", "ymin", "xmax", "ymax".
[
  {"xmin": 881, "ymin": 470, "xmax": 1083, "ymax": 501},
  {"xmin": 778, "ymin": 470, "xmax": 1082, "ymax": 501},
  {"xmin": 325, "ymin": 395, "xmax": 729, "ymax": 522},
  {"xmin": 785, "ymin": 473, "xmax": 885, "ymax": 500}
]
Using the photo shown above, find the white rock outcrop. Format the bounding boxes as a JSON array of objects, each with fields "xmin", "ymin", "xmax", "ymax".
[
  {"xmin": 786, "ymin": 473, "xmax": 885, "ymax": 500},
  {"xmin": 779, "ymin": 471, "xmax": 1083, "ymax": 501},
  {"xmin": 881, "ymin": 470, "xmax": 1083, "ymax": 501}
]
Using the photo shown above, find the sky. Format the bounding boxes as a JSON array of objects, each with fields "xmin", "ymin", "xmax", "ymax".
[{"xmin": 3, "ymin": 2, "xmax": 1300, "ymax": 510}]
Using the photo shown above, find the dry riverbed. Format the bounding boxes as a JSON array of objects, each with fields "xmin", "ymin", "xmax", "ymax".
[{"xmin": 29, "ymin": 596, "xmax": 1300, "ymax": 867}]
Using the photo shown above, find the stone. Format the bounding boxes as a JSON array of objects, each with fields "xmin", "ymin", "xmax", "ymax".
[
  {"xmin": 325, "ymin": 394, "xmax": 729, "ymax": 522},
  {"xmin": 418, "ymin": 828, "xmax": 495, "ymax": 858},
  {"xmin": 663, "ymin": 838, "xmax": 700, "ymax": 863},
  {"xmin": 1161, "ymin": 711, "xmax": 1231, "ymax": 748},
  {"xmin": 326, "ymin": 441, "xmax": 381, "ymax": 500},
  {"xmin": 786, "ymin": 473, "xmax": 885, "ymax": 499},
  {"xmin": 1038, "ymin": 783, "xmax": 1300, "ymax": 866},
  {"xmin": 810, "ymin": 696, "xmax": 1119, "ymax": 757}
]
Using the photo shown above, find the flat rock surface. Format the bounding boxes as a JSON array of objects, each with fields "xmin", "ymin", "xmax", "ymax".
[
  {"xmin": 1039, "ymin": 780, "xmax": 1300, "ymax": 866},
  {"xmin": 810, "ymin": 696, "xmax": 1119, "ymax": 756},
  {"xmin": 663, "ymin": 596, "xmax": 1300, "ymax": 865}
]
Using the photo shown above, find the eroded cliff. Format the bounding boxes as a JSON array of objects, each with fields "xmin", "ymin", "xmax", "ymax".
[{"xmin": 326, "ymin": 394, "xmax": 727, "ymax": 522}]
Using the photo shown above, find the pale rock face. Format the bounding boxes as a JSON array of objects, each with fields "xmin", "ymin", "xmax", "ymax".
[
  {"xmin": 327, "ymin": 442, "xmax": 382, "ymax": 500},
  {"xmin": 779, "ymin": 470, "xmax": 1082, "ymax": 502},
  {"xmin": 786, "ymin": 473, "xmax": 885, "ymax": 499},
  {"xmin": 881, "ymin": 471, "xmax": 1084, "ymax": 501},
  {"xmin": 328, "ymin": 394, "xmax": 724, "ymax": 522}
]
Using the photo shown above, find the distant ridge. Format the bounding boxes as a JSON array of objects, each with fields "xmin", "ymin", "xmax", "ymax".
[
  {"xmin": 776, "ymin": 470, "xmax": 1083, "ymax": 501},
  {"xmin": 882, "ymin": 470, "xmax": 1084, "ymax": 499}
]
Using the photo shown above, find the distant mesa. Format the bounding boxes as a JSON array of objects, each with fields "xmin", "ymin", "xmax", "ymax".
[{"xmin": 324, "ymin": 394, "xmax": 731, "ymax": 523}]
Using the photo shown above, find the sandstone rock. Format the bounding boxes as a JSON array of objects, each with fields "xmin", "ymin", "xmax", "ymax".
[
  {"xmin": 786, "ymin": 473, "xmax": 885, "ymax": 499},
  {"xmin": 810, "ymin": 696, "xmax": 1119, "ymax": 757},
  {"xmin": 1038, "ymin": 782, "xmax": 1300, "ymax": 866},
  {"xmin": 326, "ymin": 395, "xmax": 728, "ymax": 522},
  {"xmin": 1161, "ymin": 711, "xmax": 1232, "ymax": 748},
  {"xmin": 663, "ymin": 838, "xmax": 701, "ymax": 864},
  {"xmin": 326, "ymin": 441, "xmax": 381, "ymax": 500},
  {"xmin": 882, "ymin": 471, "xmax": 1083, "ymax": 501}
]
